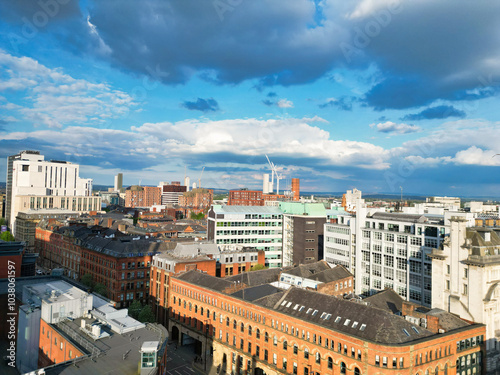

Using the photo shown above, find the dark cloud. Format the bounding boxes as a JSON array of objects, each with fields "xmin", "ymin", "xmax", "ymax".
[
  {"xmin": 267, "ymin": 92, "xmax": 278, "ymax": 98},
  {"xmin": 181, "ymin": 98, "xmax": 219, "ymax": 112},
  {"xmin": 402, "ymin": 106, "xmax": 466, "ymax": 121},
  {"xmin": 262, "ymin": 99, "xmax": 275, "ymax": 107},
  {"xmin": 318, "ymin": 96, "xmax": 356, "ymax": 111}
]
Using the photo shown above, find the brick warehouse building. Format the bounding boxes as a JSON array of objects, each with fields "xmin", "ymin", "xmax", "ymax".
[
  {"xmin": 36, "ymin": 222, "xmax": 174, "ymax": 308},
  {"xmin": 149, "ymin": 242, "xmax": 266, "ymax": 326},
  {"xmin": 168, "ymin": 270, "xmax": 485, "ymax": 375}
]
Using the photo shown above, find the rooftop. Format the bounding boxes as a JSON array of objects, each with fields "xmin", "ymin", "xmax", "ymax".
[
  {"xmin": 278, "ymin": 202, "xmax": 327, "ymax": 216},
  {"xmin": 211, "ymin": 205, "xmax": 283, "ymax": 214}
]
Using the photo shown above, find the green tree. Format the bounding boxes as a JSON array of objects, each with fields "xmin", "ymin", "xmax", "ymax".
[
  {"xmin": 250, "ymin": 264, "xmax": 267, "ymax": 271},
  {"xmin": 128, "ymin": 300, "xmax": 142, "ymax": 320},
  {"xmin": 0, "ymin": 218, "xmax": 6, "ymax": 226},
  {"xmin": 138, "ymin": 304, "xmax": 155, "ymax": 323},
  {"xmin": 81, "ymin": 274, "xmax": 94, "ymax": 289},
  {"xmin": 93, "ymin": 283, "xmax": 108, "ymax": 298},
  {"xmin": 190, "ymin": 212, "xmax": 205, "ymax": 220},
  {"xmin": 0, "ymin": 231, "xmax": 15, "ymax": 242}
]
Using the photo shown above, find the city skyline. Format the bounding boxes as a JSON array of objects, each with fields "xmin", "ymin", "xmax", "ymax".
[{"xmin": 1, "ymin": 1, "xmax": 500, "ymax": 195}]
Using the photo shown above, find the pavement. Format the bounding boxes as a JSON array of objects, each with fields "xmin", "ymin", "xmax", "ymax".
[{"xmin": 166, "ymin": 342, "xmax": 215, "ymax": 375}]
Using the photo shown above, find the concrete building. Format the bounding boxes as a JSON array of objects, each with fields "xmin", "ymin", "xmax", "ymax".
[
  {"xmin": 14, "ymin": 209, "xmax": 80, "ymax": 252},
  {"xmin": 114, "ymin": 172, "xmax": 123, "ymax": 192},
  {"xmin": 208, "ymin": 205, "xmax": 283, "ymax": 268},
  {"xmin": 168, "ymin": 269, "xmax": 485, "ymax": 375},
  {"xmin": 431, "ymin": 217, "xmax": 500, "ymax": 373},
  {"xmin": 6, "ymin": 277, "xmax": 168, "ymax": 375},
  {"xmin": 324, "ymin": 198, "xmax": 453, "ymax": 307},
  {"xmin": 279, "ymin": 202, "xmax": 327, "ymax": 267},
  {"xmin": 426, "ymin": 196, "xmax": 461, "ymax": 206},
  {"xmin": 342, "ymin": 188, "xmax": 362, "ymax": 212},
  {"xmin": 160, "ymin": 183, "xmax": 187, "ymax": 206},
  {"xmin": 5, "ymin": 150, "xmax": 95, "ymax": 235}
]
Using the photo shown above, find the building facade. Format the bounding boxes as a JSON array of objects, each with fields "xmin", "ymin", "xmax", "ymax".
[
  {"xmin": 431, "ymin": 217, "xmax": 500, "ymax": 374},
  {"xmin": 5, "ymin": 150, "xmax": 94, "ymax": 234},
  {"xmin": 208, "ymin": 205, "xmax": 283, "ymax": 268},
  {"xmin": 178, "ymin": 188, "xmax": 214, "ymax": 208},
  {"xmin": 280, "ymin": 202, "xmax": 327, "ymax": 267},
  {"xmin": 324, "ymin": 199, "xmax": 450, "ymax": 307},
  {"xmin": 161, "ymin": 184, "xmax": 188, "ymax": 206},
  {"xmin": 125, "ymin": 185, "xmax": 162, "ymax": 208},
  {"xmin": 168, "ymin": 270, "xmax": 486, "ymax": 375}
]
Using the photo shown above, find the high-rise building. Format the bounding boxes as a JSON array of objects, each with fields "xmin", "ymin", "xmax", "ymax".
[
  {"xmin": 114, "ymin": 172, "xmax": 123, "ymax": 192},
  {"xmin": 125, "ymin": 185, "xmax": 162, "ymax": 208},
  {"xmin": 5, "ymin": 151, "xmax": 96, "ymax": 235}
]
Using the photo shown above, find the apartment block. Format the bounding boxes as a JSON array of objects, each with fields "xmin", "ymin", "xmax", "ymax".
[{"xmin": 125, "ymin": 185, "xmax": 162, "ymax": 208}]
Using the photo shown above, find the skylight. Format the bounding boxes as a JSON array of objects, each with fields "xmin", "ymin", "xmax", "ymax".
[
  {"xmin": 281, "ymin": 300, "xmax": 287, "ymax": 306},
  {"xmin": 293, "ymin": 304, "xmax": 300, "ymax": 310},
  {"xmin": 312, "ymin": 310, "xmax": 318, "ymax": 316},
  {"xmin": 299, "ymin": 306, "xmax": 305, "ymax": 312},
  {"xmin": 352, "ymin": 321, "xmax": 359, "ymax": 329},
  {"xmin": 411, "ymin": 327, "xmax": 419, "ymax": 334},
  {"xmin": 325, "ymin": 314, "xmax": 332, "ymax": 320},
  {"xmin": 286, "ymin": 302, "xmax": 292, "ymax": 308},
  {"xmin": 403, "ymin": 329, "xmax": 410, "ymax": 336},
  {"xmin": 335, "ymin": 316, "xmax": 342, "ymax": 323},
  {"xmin": 306, "ymin": 308, "xmax": 313, "ymax": 314},
  {"xmin": 360, "ymin": 324, "xmax": 366, "ymax": 331},
  {"xmin": 344, "ymin": 319, "xmax": 351, "ymax": 326}
]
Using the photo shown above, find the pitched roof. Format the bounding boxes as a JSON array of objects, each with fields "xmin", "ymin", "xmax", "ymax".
[
  {"xmin": 253, "ymin": 287, "xmax": 434, "ymax": 345},
  {"xmin": 364, "ymin": 288, "xmax": 403, "ymax": 314},
  {"xmin": 176, "ymin": 270, "xmax": 234, "ymax": 292},
  {"xmin": 225, "ymin": 267, "xmax": 287, "ymax": 286},
  {"xmin": 231, "ymin": 284, "xmax": 283, "ymax": 302}
]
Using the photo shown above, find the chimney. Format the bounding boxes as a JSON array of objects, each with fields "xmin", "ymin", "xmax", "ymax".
[
  {"xmin": 107, "ymin": 218, "xmax": 113, "ymax": 228},
  {"xmin": 94, "ymin": 218, "xmax": 99, "ymax": 225},
  {"xmin": 118, "ymin": 224, "xmax": 126, "ymax": 232}
]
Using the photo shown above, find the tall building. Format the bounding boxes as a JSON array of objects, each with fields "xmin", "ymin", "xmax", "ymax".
[
  {"xmin": 228, "ymin": 189, "xmax": 264, "ymax": 206},
  {"xmin": 324, "ymin": 198, "xmax": 452, "ymax": 307},
  {"xmin": 178, "ymin": 188, "xmax": 213, "ymax": 208},
  {"xmin": 279, "ymin": 202, "xmax": 327, "ymax": 266},
  {"xmin": 5, "ymin": 151, "xmax": 96, "ymax": 235},
  {"xmin": 207, "ymin": 205, "xmax": 283, "ymax": 268},
  {"xmin": 114, "ymin": 172, "xmax": 123, "ymax": 192},
  {"xmin": 431, "ymin": 217, "xmax": 500, "ymax": 374}
]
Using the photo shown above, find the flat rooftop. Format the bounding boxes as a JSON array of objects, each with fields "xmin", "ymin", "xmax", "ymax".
[{"xmin": 24, "ymin": 280, "xmax": 89, "ymax": 305}]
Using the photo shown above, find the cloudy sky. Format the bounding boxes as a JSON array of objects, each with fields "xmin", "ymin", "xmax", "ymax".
[{"xmin": 1, "ymin": 0, "xmax": 500, "ymax": 196}]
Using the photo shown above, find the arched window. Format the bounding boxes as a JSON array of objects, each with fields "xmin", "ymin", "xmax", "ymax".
[
  {"xmin": 194, "ymin": 305, "xmax": 197, "ymax": 313},
  {"xmin": 241, "ymin": 322, "xmax": 244, "ymax": 332},
  {"xmin": 283, "ymin": 340, "xmax": 288, "ymax": 350},
  {"xmin": 265, "ymin": 332, "xmax": 269, "ymax": 342},
  {"xmin": 328, "ymin": 357, "xmax": 333, "ymax": 369},
  {"xmin": 315, "ymin": 352, "xmax": 321, "ymax": 364},
  {"xmin": 304, "ymin": 348, "xmax": 309, "ymax": 359},
  {"xmin": 444, "ymin": 364, "xmax": 448, "ymax": 375},
  {"xmin": 435, "ymin": 366, "xmax": 439, "ymax": 374},
  {"xmin": 226, "ymin": 317, "xmax": 229, "ymax": 326},
  {"xmin": 256, "ymin": 329, "xmax": 260, "ymax": 339},
  {"xmin": 200, "ymin": 307, "xmax": 203, "ymax": 316},
  {"xmin": 425, "ymin": 370, "xmax": 429, "ymax": 375},
  {"xmin": 354, "ymin": 368, "xmax": 360, "ymax": 375},
  {"xmin": 248, "ymin": 325, "xmax": 252, "ymax": 336},
  {"xmin": 233, "ymin": 319, "xmax": 237, "ymax": 329},
  {"xmin": 207, "ymin": 309, "xmax": 210, "ymax": 318},
  {"xmin": 340, "ymin": 362, "xmax": 346, "ymax": 374}
]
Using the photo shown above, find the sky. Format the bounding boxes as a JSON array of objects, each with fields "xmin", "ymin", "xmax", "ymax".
[{"xmin": 0, "ymin": 0, "xmax": 500, "ymax": 196}]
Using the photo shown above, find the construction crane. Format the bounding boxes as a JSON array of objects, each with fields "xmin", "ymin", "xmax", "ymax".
[{"xmin": 198, "ymin": 167, "xmax": 205, "ymax": 189}]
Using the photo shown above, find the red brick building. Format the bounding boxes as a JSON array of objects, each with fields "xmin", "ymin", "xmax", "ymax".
[
  {"xmin": 178, "ymin": 188, "xmax": 214, "ymax": 209},
  {"xmin": 149, "ymin": 242, "xmax": 265, "ymax": 326},
  {"xmin": 125, "ymin": 186, "xmax": 162, "ymax": 208},
  {"xmin": 36, "ymin": 222, "xmax": 174, "ymax": 308},
  {"xmin": 228, "ymin": 190, "xmax": 264, "ymax": 206},
  {"xmin": 38, "ymin": 319, "xmax": 85, "ymax": 367},
  {"xmin": 168, "ymin": 270, "xmax": 485, "ymax": 375}
]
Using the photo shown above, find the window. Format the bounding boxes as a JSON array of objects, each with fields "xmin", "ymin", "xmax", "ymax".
[
  {"xmin": 304, "ymin": 348, "xmax": 309, "ymax": 359},
  {"xmin": 293, "ymin": 345, "xmax": 298, "ymax": 355},
  {"xmin": 340, "ymin": 362, "xmax": 346, "ymax": 374},
  {"xmin": 283, "ymin": 340, "xmax": 288, "ymax": 350},
  {"xmin": 328, "ymin": 357, "xmax": 333, "ymax": 369},
  {"xmin": 265, "ymin": 332, "xmax": 269, "ymax": 342},
  {"xmin": 256, "ymin": 328, "xmax": 260, "ymax": 339},
  {"xmin": 273, "ymin": 335, "xmax": 278, "ymax": 346},
  {"xmin": 375, "ymin": 355, "xmax": 380, "ymax": 366},
  {"xmin": 315, "ymin": 352, "xmax": 321, "ymax": 364}
]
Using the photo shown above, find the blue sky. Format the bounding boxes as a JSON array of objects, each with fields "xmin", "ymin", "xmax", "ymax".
[{"xmin": 1, "ymin": 0, "xmax": 500, "ymax": 196}]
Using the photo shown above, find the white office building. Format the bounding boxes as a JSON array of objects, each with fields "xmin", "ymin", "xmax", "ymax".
[
  {"xmin": 6, "ymin": 151, "xmax": 96, "ymax": 234},
  {"xmin": 324, "ymin": 198, "xmax": 457, "ymax": 307},
  {"xmin": 207, "ymin": 205, "xmax": 283, "ymax": 268}
]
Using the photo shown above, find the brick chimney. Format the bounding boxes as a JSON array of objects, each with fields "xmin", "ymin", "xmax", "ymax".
[{"xmin": 107, "ymin": 218, "xmax": 113, "ymax": 228}]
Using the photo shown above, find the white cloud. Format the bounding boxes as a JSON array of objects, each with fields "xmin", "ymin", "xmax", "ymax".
[
  {"xmin": 453, "ymin": 146, "xmax": 500, "ymax": 166},
  {"xmin": 370, "ymin": 121, "xmax": 420, "ymax": 134},
  {"xmin": 0, "ymin": 50, "xmax": 137, "ymax": 128},
  {"xmin": 277, "ymin": 99, "xmax": 294, "ymax": 108}
]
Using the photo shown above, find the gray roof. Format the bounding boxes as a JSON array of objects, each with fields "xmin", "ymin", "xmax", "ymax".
[
  {"xmin": 283, "ymin": 261, "xmax": 330, "ymax": 278},
  {"xmin": 371, "ymin": 212, "xmax": 428, "ymax": 223},
  {"xmin": 225, "ymin": 267, "xmax": 288, "ymax": 286},
  {"xmin": 84, "ymin": 237, "xmax": 171, "ymax": 257},
  {"xmin": 176, "ymin": 270, "xmax": 234, "ymax": 292},
  {"xmin": 253, "ymin": 287, "xmax": 435, "ymax": 345},
  {"xmin": 211, "ymin": 205, "xmax": 283, "ymax": 214},
  {"xmin": 44, "ymin": 319, "xmax": 167, "ymax": 375},
  {"xmin": 231, "ymin": 284, "xmax": 283, "ymax": 302},
  {"xmin": 364, "ymin": 288, "xmax": 403, "ymax": 314}
]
